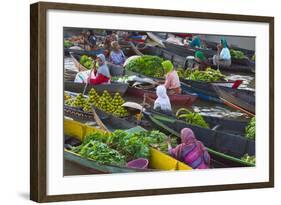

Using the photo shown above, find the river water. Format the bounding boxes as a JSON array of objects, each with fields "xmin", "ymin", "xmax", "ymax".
[{"xmin": 64, "ymin": 57, "xmax": 255, "ymax": 120}]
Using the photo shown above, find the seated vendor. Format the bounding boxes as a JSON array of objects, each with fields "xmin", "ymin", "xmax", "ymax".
[
  {"xmin": 194, "ymin": 51, "xmax": 210, "ymax": 71},
  {"xmin": 212, "ymin": 38, "xmax": 232, "ymax": 68},
  {"xmin": 167, "ymin": 128, "xmax": 210, "ymax": 169},
  {"xmin": 109, "ymin": 41, "xmax": 126, "ymax": 66},
  {"xmin": 153, "ymin": 85, "xmax": 172, "ymax": 114},
  {"xmin": 162, "ymin": 60, "xmax": 181, "ymax": 94},
  {"xmin": 88, "ymin": 54, "xmax": 111, "ymax": 85}
]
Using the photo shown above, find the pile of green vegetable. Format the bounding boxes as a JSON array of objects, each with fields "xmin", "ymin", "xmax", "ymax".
[
  {"xmin": 71, "ymin": 138, "xmax": 126, "ymax": 166},
  {"xmin": 230, "ymin": 49, "xmax": 246, "ymax": 59},
  {"xmin": 176, "ymin": 108, "xmax": 209, "ymax": 128},
  {"xmin": 241, "ymin": 154, "xmax": 255, "ymax": 165},
  {"xmin": 111, "ymin": 75, "xmax": 130, "ymax": 83},
  {"xmin": 71, "ymin": 129, "xmax": 177, "ymax": 165},
  {"xmin": 177, "ymin": 67, "xmax": 225, "ymax": 82},
  {"xmin": 125, "ymin": 55, "xmax": 164, "ymax": 77},
  {"xmin": 79, "ymin": 55, "xmax": 94, "ymax": 69},
  {"xmin": 245, "ymin": 117, "xmax": 255, "ymax": 140},
  {"xmin": 64, "ymin": 40, "xmax": 73, "ymax": 48}
]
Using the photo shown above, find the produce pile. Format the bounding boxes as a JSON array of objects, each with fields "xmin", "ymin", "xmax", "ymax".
[
  {"xmin": 71, "ymin": 129, "xmax": 177, "ymax": 165},
  {"xmin": 71, "ymin": 138, "xmax": 126, "ymax": 166},
  {"xmin": 245, "ymin": 117, "xmax": 255, "ymax": 140},
  {"xmin": 230, "ymin": 49, "xmax": 246, "ymax": 59},
  {"xmin": 241, "ymin": 154, "xmax": 255, "ymax": 165},
  {"xmin": 176, "ymin": 108, "xmax": 209, "ymax": 128},
  {"xmin": 111, "ymin": 75, "xmax": 130, "ymax": 83},
  {"xmin": 177, "ymin": 67, "xmax": 225, "ymax": 82},
  {"xmin": 125, "ymin": 55, "xmax": 164, "ymax": 77},
  {"xmin": 79, "ymin": 55, "xmax": 94, "ymax": 69},
  {"xmin": 65, "ymin": 89, "xmax": 128, "ymax": 117},
  {"xmin": 64, "ymin": 40, "xmax": 73, "ymax": 48}
]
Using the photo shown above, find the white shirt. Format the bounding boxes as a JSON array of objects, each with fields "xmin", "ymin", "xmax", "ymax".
[{"xmin": 220, "ymin": 48, "xmax": 231, "ymax": 60}]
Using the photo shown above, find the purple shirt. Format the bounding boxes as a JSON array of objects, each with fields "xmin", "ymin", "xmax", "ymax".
[{"xmin": 109, "ymin": 50, "xmax": 126, "ymax": 65}]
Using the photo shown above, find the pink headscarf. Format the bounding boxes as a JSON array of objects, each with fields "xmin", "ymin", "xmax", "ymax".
[
  {"xmin": 181, "ymin": 128, "xmax": 196, "ymax": 144},
  {"xmin": 173, "ymin": 128, "xmax": 207, "ymax": 160}
]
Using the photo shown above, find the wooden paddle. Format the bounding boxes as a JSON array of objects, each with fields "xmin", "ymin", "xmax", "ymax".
[
  {"xmin": 90, "ymin": 105, "xmax": 110, "ymax": 132},
  {"xmin": 82, "ymin": 60, "xmax": 96, "ymax": 95}
]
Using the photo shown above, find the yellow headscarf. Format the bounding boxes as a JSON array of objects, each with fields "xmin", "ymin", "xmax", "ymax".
[{"xmin": 162, "ymin": 60, "xmax": 174, "ymax": 73}]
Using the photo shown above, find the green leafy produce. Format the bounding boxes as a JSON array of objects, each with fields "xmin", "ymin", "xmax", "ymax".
[
  {"xmin": 241, "ymin": 154, "xmax": 255, "ymax": 165},
  {"xmin": 71, "ymin": 139, "xmax": 126, "ymax": 166},
  {"xmin": 111, "ymin": 75, "xmax": 130, "ymax": 83},
  {"xmin": 64, "ymin": 40, "xmax": 73, "ymax": 48},
  {"xmin": 230, "ymin": 49, "xmax": 246, "ymax": 59},
  {"xmin": 85, "ymin": 129, "xmax": 174, "ymax": 161},
  {"xmin": 79, "ymin": 55, "xmax": 93, "ymax": 69},
  {"xmin": 176, "ymin": 108, "xmax": 209, "ymax": 128},
  {"xmin": 178, "ymin": 68, "xmax": 225, "ymax": 82},
  {"xmin": 245, "ymin": 117, "xmax": 255, "ymax": 140},
  {"xmin": 125, "ymin": 55, "xmax": 164, "ymax": 77}
]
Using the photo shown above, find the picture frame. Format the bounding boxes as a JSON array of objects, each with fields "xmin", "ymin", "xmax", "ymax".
[{"xmin": 30, "ymin": 1, "xmax": 274, "ymax": 202}]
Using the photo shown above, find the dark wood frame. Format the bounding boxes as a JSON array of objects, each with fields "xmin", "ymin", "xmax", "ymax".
[{"xmin": 30, "ymin": 1, "xmax": 274, "ymax": 202}]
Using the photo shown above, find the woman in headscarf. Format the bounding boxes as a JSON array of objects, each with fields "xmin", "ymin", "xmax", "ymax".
[
  {"xmin": 194, "ymin": 51, "xmax": 210, "ymax": 70},
  {"xmin": 153, "ymin": 85, "xmax": 172, "ymax": 114},
  {"xmin": 88, "ymin": 54, "xmax": 111, "ymax": 85},
  {"xmin": 167, "ymin": 128, "xmax": 210, "ymax": 169},
  {"xmin": 109, "ymin": 41, "xmax": 126, "ymax": 66},
  {"xmin": 162, "ymin": 60, "xmax": 181, "ymax": 94},
  {"xmin": 212, "ymin": 38, "xmax": 231, "ymax": 68},
  {"xmin": 188, "ymin": 36, "xmax": 201, "ymax": 48}
]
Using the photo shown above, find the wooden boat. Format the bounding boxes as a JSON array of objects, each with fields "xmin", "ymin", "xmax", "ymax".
[
  {"xmin": 205, "ymin": 41, "xmax": 255, "ymax": 57},
  {"xmin": 70, "ymin": 52, "xmax": 124, "ymax": 76},
  {"xmin": 210, "ymin": 63, "xmax": 255, "ymax": 73},
  {"xmin": 64, "ymin": 104, "xmax": 139, "ymax": 131},
  {"xmin": 64, "ymin": 47, "xmax": 104, "ymax": 56},
  {"xmin": 64, "ymin": 119, "xmax": 192, "ymax": 173},
  {"xmin": 92, "ymin": 104, "xmax": 254, "ymax": 168},
  {"xmin": 143, "ymin": 110, "xmax": 255, "ymax": 167},
  {"xmin": 180, "ymin": 79, "xmax": 252, "ymax": 105},
  {"xmin": 95, "ymin": 105, "xmax": 249, "ymax": 138},
  {"xmin": 137, "ymin": 44, "xmax": 255, "ymax": 73},
  {"xmin": 147, "ymin": 32, "xmax": 165, "ymax": 48},
  {"xmin": 163, "ymin": 41, "xmax": 216, "ymax": 58},
  {"xmin": 64, "ymin": 81, "xmax": 128, "ymax": 95},
  {"xmin": 70, "ymin": 52, "xmax": 89, "ymax": 72},
  {"xmin": 214, "ymin": 86, "xmax": 255, "ymax": 116},
  {"xmin": 64, "ymin": 69, "xmax": 79, "ymax": 82},
  {"xmin": 231, "ymin": 57, "xmax": 251, "ymax": 66},
  {"xmin": 126, "ymin": 85, "xmax": 198, "ymax": 106}
]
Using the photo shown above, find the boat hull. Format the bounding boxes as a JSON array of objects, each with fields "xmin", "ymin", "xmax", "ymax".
[
  {"xmin": 64, "ymin": 119, "xmax": 192, "ymax": 173},
  {"xmin": 64, "ymin": 81, "xmax": 129, "ymax": 95},
  {"xmin": 126, "ymin": 86, "xmax": 198, "ymax": 106},
  {"xmin": 214, "ymin": 86, "xmax": 255, "ymax": 115},
  {"xmin": 143, "ymin": 111, "xmax": 255, "ymax": 168}
]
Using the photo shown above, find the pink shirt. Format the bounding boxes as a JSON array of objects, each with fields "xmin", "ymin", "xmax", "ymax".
[{"xmin": 164, "ymin": 70, "xmax": 181, "ymax": 89}]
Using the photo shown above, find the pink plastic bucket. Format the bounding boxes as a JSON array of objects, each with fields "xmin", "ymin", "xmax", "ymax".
[{"xmin": 127, "ymin": 158, "xmax": 149, "ymax": 169}]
